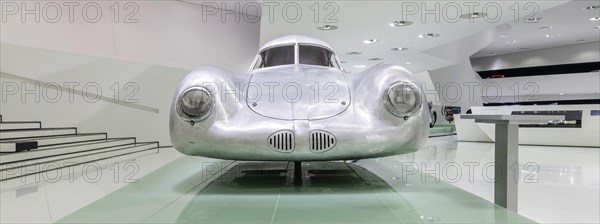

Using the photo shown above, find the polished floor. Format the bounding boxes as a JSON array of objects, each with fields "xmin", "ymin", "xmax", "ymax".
[{"xmin": 1, "ymin": 136, "xmax": 598, "ymax": 223}]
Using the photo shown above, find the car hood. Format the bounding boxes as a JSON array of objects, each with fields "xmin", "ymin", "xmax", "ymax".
[{"xmin": 247, "ymin": 65, "xmax": 351, "ymax": 120}]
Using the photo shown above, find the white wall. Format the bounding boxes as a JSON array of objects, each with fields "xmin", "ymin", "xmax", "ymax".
[
  {"xmin": 0, "ymin": 1, "xmax": 260, "ymax": 73},
  {"xmin": 0, "ymin": 1, "xmax": 261, "ymax": 145},
  {"xmin": 471, "ymin": 42, "xmax": 600, "ymax": 104},
  {"xmin": 430, "ymin": 36, "xmax": 599, "ymax": 113},
  {"xmin": 425, "ymin": 24, "xmax": 509, "ymax": 115},
  {"xmin": 471, "ymin": 42, "xmax": 600, "ymax": 71},
  {"xmin": 413, "ymin": 71, "xmax": 440, "ymax": 105},
  {"xmin": 456, "ymin": 105, "xmax": 600, "ymax": 147},
  {"xmin": 428, "ymin": 59, "xmax": 484, "ymax": 116},
  {"xmin": 479, "ymin": 72, "xmax": 600, "ymax": 104}
]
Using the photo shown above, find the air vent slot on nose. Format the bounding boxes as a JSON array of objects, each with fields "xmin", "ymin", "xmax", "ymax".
[
  {"xmin": 268, "ymin": 130, "xmax": 295, "ymax": 153},
  {"xmin": 310, "ymin": 130, "xmax": 336, "ymax": 152}
]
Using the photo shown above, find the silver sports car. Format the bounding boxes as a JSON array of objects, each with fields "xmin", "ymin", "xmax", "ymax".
[{"xmin": 170, "ymin": 35, "xmax": 430, "ymax": 161}]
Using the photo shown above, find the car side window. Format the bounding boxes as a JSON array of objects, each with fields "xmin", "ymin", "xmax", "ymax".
[
  {"xmin": 253, "ymin": 54, "xmax": 264, "ymax": 69},
  {"xmin": 329, "ymin": 54, "xmax": 341, "ymax": 69},
  {"xmin": 255, "ymin": 45, "xmax": 295, "ymax": 69},
  {"xmin": 299, "ymin": 45, "xmax": 333, "ymax": 67}
]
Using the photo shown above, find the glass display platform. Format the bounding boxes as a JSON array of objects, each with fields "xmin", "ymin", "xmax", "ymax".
[{"xmin": 56, "ymin": 155, "xmax": 534, "ymax": 224}]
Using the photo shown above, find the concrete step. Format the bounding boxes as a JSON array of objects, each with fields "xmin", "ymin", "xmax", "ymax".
[
  {"xmin": 0, "ymin": 133, "xmax": 107, "ymax": 148},
  {"xmin": 0, "ymin": 142, "xmax": 159, "ymax": 181},
  {"xmin": 36, "ymin": 138, "xmax": 110, "ymax": 149},
  {"xmin": 0, "ymin": 138, "xmax": 136, "ymax": 164},
  {"xmin": 0, "ymin": 141, "xmax": 38, "ymax": 153},
  {"xmin": 0, "ymin": 122, "xmax": 41, "ymax": 130},
  {"xmin": 0, "ymin": 128, "xmax": 77, "ymax": 140},
  {"xmin": 1, "ymin": 142, "xmax": 141, "ymax": 166}
]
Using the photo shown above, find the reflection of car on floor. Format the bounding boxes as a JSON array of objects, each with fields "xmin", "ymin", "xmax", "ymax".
[
  {"xmin": 170, "ymin": 35, "xmax": 430, "ymax": 161},
  {"xmin": 175, "ymin": 161, "xmax": 423, "ymax": 223}
]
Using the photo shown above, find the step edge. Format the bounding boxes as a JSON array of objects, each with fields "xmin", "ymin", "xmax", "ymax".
[
  {"xmin": 0, "ymin": 142, "xmax": 145, "ymax": 167},
  {"xmin": 0, "ymin": 145, "xmax": 158, "ymax": 181}
]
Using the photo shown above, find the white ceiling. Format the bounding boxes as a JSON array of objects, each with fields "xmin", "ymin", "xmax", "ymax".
[
  {"xmin": 472, "ymin": 0, "xmax": 600, "ymax": 58},
  {"xmin": 179, "ymin": 0, "xmax": 263, "ymax": 16},
  {"xmin": 258, "ymin": 1, "xmax": 568, "ymax": 73}
]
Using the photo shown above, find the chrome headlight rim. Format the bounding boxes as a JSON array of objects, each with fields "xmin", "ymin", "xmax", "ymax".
[
  {"xmin": 176, "ymin": 86, "xmax": 214, "ymax": 123},
  {"xmin": 383, "ymin": 81, "xmax": 422, "ymax": 118}
]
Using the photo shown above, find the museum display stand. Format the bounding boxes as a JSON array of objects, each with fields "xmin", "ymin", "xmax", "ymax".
[{"xmin": 461, "ymin": 114, "xmax": 564, "ymax": 212}]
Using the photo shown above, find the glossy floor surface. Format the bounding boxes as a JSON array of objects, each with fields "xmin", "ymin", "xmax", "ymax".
[{"xmin": 1, "ymin": 136, "xmax": 598, "ymax": 223}]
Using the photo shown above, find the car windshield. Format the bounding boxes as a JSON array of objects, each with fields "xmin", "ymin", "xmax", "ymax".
[
  {"xmin": 254, "ymin": 45, "xmax": 294, "ymax": 69},
  {"xmin": 299, "ymin": 45, "xmax": 334, "ymax": 67},
  {"xmin": 252, "ymin": 44, "xmax": 341, "ymax": 70}
]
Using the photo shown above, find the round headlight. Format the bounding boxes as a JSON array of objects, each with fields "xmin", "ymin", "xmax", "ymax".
[
  {"xmin": 383, "ymin": 82, "xmax": 422, "ymax": 117},
  {"xmin": 176, "ymin": 86, "xmax": 213, "ymax": 122}
]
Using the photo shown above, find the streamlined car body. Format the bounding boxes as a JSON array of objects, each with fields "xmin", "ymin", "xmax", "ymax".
[{"xmin": 170, "ymin": 35, "xmax": 430, "ymax": 161}]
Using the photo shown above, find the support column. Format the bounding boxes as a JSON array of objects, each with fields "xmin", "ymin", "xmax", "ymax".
[
  {"xmin": 494, "ymin": 123, "xmax": 519, "ymax": 212},
  {"xmin": 294, "ymin": 161, "xmax": 302, "ymax": 186}
]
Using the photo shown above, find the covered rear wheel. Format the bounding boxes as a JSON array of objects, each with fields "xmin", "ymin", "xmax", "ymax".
[{"xmin": 429, "ymin": 111, "xmax": 437, "ymax": 128}]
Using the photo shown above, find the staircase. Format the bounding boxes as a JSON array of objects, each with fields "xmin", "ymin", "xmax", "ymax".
[{"xmin": 0, "ymin": 115, "xmax": 159, "ymax": 181}]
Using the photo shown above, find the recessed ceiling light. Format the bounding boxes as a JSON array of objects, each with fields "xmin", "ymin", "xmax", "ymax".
[
  {"xmin": 584, "ymin": 6, "xmax": 600, "ymax": 10},
  {"xmin": 418, "ymin": 33, "xmax": 440, "ymax": 38},
  {"xmin": 354, "ymin": 65, "xmax": 366, "ymax": 68},
  {"xmin": 519, "ymin": 48, "xmax": 530, "ymax": 51},
  {"xmin": 506, "ymin": 40, "xmax": 518, "ymax": 44},
  {"xmin": 460, "ymin": 12, "xmax": 487, "ymax": 19},
  {"xmin": 489, "ymin": 52, "xmax": 497, "ymax": 55},
  {"xmin": 538, "ymin": 26, "xmax": 553, "ymax": 30},
  {"xmin": 388, "ymin": 20, "xmax": 413, "ymax": 27},
  {"xmin": 577, "ymin": 39, "xmax": 585, "ymax": 43},
  {"xmin": 545, "ymin": 34, "xmax": 559, "ymax": 38},
  {"xmin": 527, "ymin": 17, "xmax": 542, "ymax": 22},
  {"xmin": 316, "ymin": 24, "xmax": 338, "ymax": 31},
  {"xmin": 346, "ymin": 52, "xmax": 362, "ymax": 55},
  {"xmin": 559, "ymin": 93, "xmax": 565, "ymax": 96},
  {"xmin": 405, "ymin": 61, "xmax": 414, "ymax": 65},
  {"xmin": 390, "ymin": 47, "xmax": 408, "ymax": 51},
  {"xmin": 500, "ymin": 34, "xmax": 510, "ymax": 38},
  {"xmin": 369, "ymin": 58, "xmax": 383, "ymax": 61},
  {"xmin": 363, "ymin": 39, "xmax": 378, "ymax": 44},
  {"xmin": 589, "ymin": 17, "xmax": 600, "ymax": 21}
]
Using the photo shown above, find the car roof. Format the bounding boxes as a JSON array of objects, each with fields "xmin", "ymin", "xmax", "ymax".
[{"xmin": 259, "ymin": 35, "xmax": 334, "ymax": 52}]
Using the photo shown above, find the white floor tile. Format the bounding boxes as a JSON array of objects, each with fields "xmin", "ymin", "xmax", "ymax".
[{"xmin": 399, "ymin": 136, "xmax": 600, "ymax": 223}]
